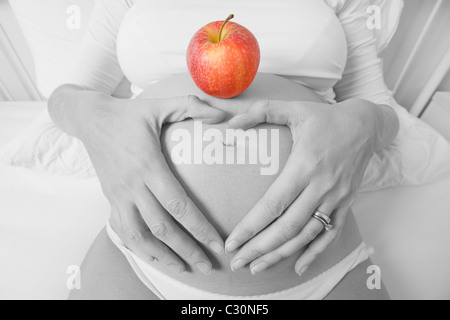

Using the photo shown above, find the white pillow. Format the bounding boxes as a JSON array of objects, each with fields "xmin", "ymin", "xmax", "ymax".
[
  {"xmin": 2, "ymin": 99, "xmax": 450, "ymax": 192},
  {"xmin": 0, "ymin": 110, "xmax": 95, "ymax": 179},
  {"xmin": 360, "ymin": 100, "xmax": 450, "ymax": 191}
]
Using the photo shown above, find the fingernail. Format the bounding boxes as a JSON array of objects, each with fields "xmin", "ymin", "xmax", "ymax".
[
  {"xmin": 209, "ymin": 241, "xmax": 225, "ymax": 255},
  {"xmin": 225, "ymin": 240, "xmax": 240, "ymax": 254},
  {"xmin": 196, "ymin": 262, "xmax": 212, "ymax": 275},
  {"xmin": 231, "ymin": 259, "xmax": 247, "ymax": 272},
  {"xmin": 297, "ymin": 265, "xmax": 309, "ymax": 277},
  {"xmin": 169, "ymin": 264, "xmax": 184, "ymax": 274},
  {"xmin": 251, "ymin": 262, "xmax": 269, "ymax": 275}
]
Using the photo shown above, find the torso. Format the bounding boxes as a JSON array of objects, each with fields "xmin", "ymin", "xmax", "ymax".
[
  {"xmin": 137, "ymin": 72, "xmax": 362, "ymax": 295},
  {"xmin": 117, "ymin": 0, "xmax": 348, "ymax": 101}
]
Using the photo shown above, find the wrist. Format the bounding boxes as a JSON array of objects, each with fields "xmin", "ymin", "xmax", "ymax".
[
  {"xmin": 341, "ymin": 98, "xmax": 400, "ymax": 152},
  {"xmin": 339, "ymin": 99, "xmax": 400, "ymax": 152},
  {"xmin": 48, "ymin": 85, "xmax": 112, "ymax": 139},
  {"xmin": 370, "ymin": 103, "xmax": 400, "ymax": 152}
]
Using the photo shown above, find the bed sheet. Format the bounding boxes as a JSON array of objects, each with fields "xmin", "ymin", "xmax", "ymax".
[
  {"xmin": 0, "ymin": 104, "xmax": 96, "ymax": 300},
  {"xmin": 0, "ymin": 103, "xmax": 45, "ymax": 149},
  {"xmin": 0, "ymin": 165, "xmax": 108, "ymax": 300},
  {"xmin": 354, "ymin": 175, "xmax": 450, "ymax": 300}
]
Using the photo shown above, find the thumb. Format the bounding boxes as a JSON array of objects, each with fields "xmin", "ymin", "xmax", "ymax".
[{"xmin": 155, "ymin": 95, "xmax": 227, "ymax": 125}]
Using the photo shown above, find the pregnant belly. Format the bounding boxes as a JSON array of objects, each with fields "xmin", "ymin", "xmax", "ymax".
[{"xmin": 137, "ymin": 73, "xmax": 362, "ymax": 296}]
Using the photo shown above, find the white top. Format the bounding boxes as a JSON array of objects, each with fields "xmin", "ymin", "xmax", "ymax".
[{"xmin": 66, "ymin": 0, "xmax": 393, "ymax": 105}]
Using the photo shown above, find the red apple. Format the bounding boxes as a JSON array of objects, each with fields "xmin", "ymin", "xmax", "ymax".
[{"xmin": 187, "ymin": 14, "xmax": 260, "ymax": 99}]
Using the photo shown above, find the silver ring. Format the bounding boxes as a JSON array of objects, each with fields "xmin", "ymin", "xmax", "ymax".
[
  {"xmin": 314, "ymin": 210, "xmax": 331, "ymax": 225},
  {"xmin": 313, "ymin": 212, "xmax": 333, "ymax": 231}
]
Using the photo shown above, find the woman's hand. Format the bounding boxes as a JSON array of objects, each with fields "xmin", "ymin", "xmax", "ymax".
[
  {"xmin": 224, "ymin": 98, "xmax": 399, "ymax": 275},
  {"xmin": 50, "ymin": 86, "xmax": 227, "ymax": 275}
]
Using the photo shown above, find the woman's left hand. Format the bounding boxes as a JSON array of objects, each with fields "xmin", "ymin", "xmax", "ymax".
[{"xmin": 224, "ymin": 98, "xmax": 385, "ymax": 276}]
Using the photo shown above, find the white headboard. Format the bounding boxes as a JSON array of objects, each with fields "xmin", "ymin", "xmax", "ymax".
[
  {"xmin": 381, "ymin": 0, "xmax": 450, "ymax": 116},
  {"xmin": 0, "ymin": 0, "xmax": 41, "ymax": 101}
]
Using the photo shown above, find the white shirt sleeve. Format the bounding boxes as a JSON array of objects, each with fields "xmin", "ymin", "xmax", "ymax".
[
  {"xmin": 64, "ymin": 0, "xmax": 135, "ymax": 95},
  {"xmin": 325, "ymin": 0, "xmax": 394, "ymax": 107}
]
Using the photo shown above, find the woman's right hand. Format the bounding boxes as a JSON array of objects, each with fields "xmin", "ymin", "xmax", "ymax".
[{"xmin": 60, "ymin": 90, "xmax": 227, "ymax": 275}]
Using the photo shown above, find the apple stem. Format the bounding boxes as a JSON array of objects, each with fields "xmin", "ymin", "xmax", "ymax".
[{"xmin": 219, "ymin": 14, "xmax": 234, "ymax": 42}]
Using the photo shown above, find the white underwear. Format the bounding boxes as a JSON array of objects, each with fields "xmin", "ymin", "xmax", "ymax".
[{"xmin": 106, "ymin": 221, "xmax": 372, "ymax": 300}]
